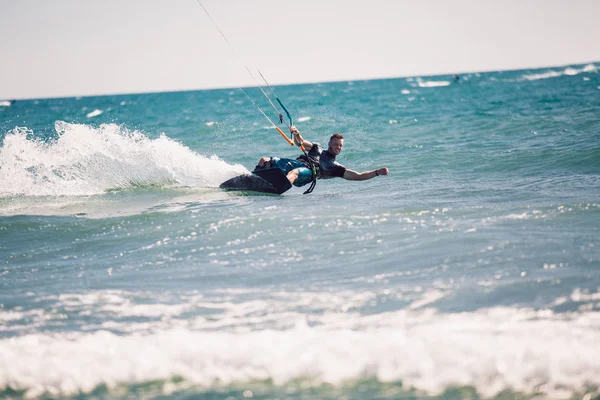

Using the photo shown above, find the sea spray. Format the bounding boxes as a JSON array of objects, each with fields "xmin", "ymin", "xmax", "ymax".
[{"xmin": 0, "ymin": 122, "xmax": 247, "ymax": 197}]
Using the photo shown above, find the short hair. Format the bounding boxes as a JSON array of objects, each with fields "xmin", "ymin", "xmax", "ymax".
[{"xmin": 330, "ymin": 133, "xmax": 344, "ymax": 141}]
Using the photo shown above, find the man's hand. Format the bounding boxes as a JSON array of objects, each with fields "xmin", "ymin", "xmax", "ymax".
[
  {"xmin": 290, "ymin": 125, "xmax": 302, "ymax": 147},
  {"xmin": 290, "ymin": 125, "xmax": 314, "ymax": 150}
]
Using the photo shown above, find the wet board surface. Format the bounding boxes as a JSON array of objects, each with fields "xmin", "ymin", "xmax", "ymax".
[{"xmin": 219, "ymin": 167, "xmax": 292, "ymax": 194}]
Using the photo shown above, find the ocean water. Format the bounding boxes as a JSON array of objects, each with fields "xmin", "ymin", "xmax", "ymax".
[{"xmin": 1, "ymin": 63, "xmax": 600, "ymax": 400}]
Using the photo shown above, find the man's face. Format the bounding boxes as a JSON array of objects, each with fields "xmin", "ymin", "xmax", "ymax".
[{"xmin": 328, "ymin": 138, "xmax": 344, "ymax": 155}]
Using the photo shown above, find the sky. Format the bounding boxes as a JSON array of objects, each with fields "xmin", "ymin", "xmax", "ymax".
[{"xmin": 1, "ymin": 0, "xmax": 599, "ymax": 100}]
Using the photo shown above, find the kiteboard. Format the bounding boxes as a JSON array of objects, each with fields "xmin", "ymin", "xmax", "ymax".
[{"xmin": 220, "ymin": 167, "xmax": 292, "ymax": 195}]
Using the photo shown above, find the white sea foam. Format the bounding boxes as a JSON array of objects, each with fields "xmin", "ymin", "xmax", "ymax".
[
  {"xmin": 0, "ymin": 122, "xmax": 247, "ymax": 197},
  {"xmin": 417, "ymin": 80, "xmax": 451, "ymax": 88},
  {"xmin": 1, "ymin": 307, "xmax": 599, "ymax": 398},
  {"xmin": 0, "ymin": 100, "xmax": 12, "ymax": 107},
  {"xmin": 520, "ymin": 64, "xmax": 597, "ymax": 81},
  {"xmin": 297, "ymin": 116, "xmax": 311, "ymax": 122},
  {"xmin": 1, "ymin": 289, "xmax": 600, "ymax": 398},
  {"xmin": 86, "ymin": 109, "xmax": 103, "ymax": 118}
]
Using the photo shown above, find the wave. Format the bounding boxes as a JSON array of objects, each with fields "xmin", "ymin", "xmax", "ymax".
[
  {"xmin": 1, "ymin": 290, "xmax": 599, "ymax": 398},
  {"xmin": 0, "ymin": 122, "xmax": 247, "ymax": 197},
  {"xmin": 519, "ymin": 64, "xmax": 597, "ymax": 81},
  {"xmin": 86, "ymin": 109, "xmax": 103, "ymax": 118},
  {"xmin": 416, "ymin": 80, "xmax": 451, "ymax": 88}
]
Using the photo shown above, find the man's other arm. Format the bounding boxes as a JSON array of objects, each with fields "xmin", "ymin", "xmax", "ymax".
[{"xmin": 343, "ymin": 168, "xmax": 389, "ymax": 181}]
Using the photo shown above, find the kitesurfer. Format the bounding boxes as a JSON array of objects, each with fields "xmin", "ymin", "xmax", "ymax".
[{"xmin": 255, "ymin": 126, "xmax": 389, "ymax": 188}]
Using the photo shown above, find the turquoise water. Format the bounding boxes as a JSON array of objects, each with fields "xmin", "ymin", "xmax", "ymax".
[{"xmin": 1, "ymin": 63, "xmax": 600, "ymax": 399}]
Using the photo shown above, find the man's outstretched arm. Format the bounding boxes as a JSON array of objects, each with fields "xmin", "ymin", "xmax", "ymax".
[{"xmin": 343, "ymin": 168, "xmax": 389, "ymax": 181}]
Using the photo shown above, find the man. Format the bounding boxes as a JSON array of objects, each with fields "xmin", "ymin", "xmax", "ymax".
[{"xmin": 256, "ymin": 126, "xmax": 389, "ymax": 188}]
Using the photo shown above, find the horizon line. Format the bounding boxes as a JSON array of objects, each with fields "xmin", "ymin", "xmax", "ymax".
[{"xmin": 3, "ymin": 60, "xmax": 598, "ymax": 103}]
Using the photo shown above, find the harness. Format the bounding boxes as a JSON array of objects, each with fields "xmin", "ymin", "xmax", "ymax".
[{"xmin": 297, "ymin": 153, "xmax": 319, "ymax": 195}]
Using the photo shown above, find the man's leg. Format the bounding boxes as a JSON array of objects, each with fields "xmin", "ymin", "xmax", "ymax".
[
  {"xmin": 256, "ymin": 158, "xmax": 308, "ymax": 186},
  {"xmin": 286, "ymin": 168, "xmax": 299, "ymax": 184}
]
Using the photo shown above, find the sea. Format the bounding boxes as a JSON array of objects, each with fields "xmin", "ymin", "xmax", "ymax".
[{"xmin": 1, "ymin": 63, "xmax": 599, "ymax": 400}]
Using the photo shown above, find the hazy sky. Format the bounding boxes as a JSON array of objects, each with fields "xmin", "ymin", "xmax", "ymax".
[{"xmin": 1, "ymin": 0, "xmax": 599, "ymax": 100}]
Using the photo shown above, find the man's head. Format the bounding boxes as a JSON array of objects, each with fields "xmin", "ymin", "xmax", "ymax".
[{"xmin": 328, "ymin": 133, "xmax": 344, "ymax": 155}]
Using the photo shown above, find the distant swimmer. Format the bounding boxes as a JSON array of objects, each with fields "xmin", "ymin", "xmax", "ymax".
[
  {"xmin": 453, "ymin": 74, "xmax": 460, "ymax": 82},
  {"xmin": 255, "ymin": 125, "xmax": 389, "ymax": 193}
]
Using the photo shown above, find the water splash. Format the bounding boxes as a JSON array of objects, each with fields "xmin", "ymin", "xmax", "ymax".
[{"xmin": 0, "ymin": 121, "xmax": 247, "ymax": 197}]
